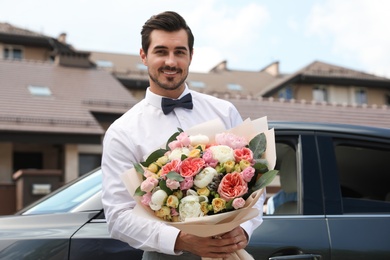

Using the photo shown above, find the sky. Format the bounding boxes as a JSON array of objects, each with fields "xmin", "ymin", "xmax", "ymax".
[{"xmin": 1, "ymin": 0, "xmax": 390, "ymax": 77}]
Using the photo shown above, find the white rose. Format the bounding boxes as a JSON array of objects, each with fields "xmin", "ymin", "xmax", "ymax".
[
  {"xmin": 179, "ymin": 195, "xmax": 203, "ymax": 221},
  {"xmin": 210, "ymin": 145, "xmax": 235, "ymax": 163},
  {"xmin": 168, "ymin": 147, "xmax": 190, "ymax": 160},
  {"xmin": 149, "ymin": 189, "xmax": 168, "ymax": 211},
  {"xmin": 194, "ymin": 167, "xmax": 218, "ymax": 188},
  {"xmin": 189, "ymin": 134, "xmax": 210, "ymax": 146}
]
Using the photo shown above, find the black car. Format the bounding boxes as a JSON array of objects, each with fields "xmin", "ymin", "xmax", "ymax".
[{"xmin": 1, "ymin": 122, "xmax": 390, "ymax": 260}]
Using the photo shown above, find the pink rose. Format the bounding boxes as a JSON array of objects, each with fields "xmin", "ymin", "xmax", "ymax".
[
  {"xmin": 168, "ymin": 132, "xmax": 190, "ymax": 150},
  {"xmin": 180, "ymin": 157, "xmax": 205, "ymax": 177},
  {"xmin": 161, "ymin": 159, "xmax": 181, "ymax": 176},
  {"xmin": 171, "ymin": 207, "xmax": 179, "ymax": 216},
  {"xmin": 202, "ymin": 149, "xmax": 219, "ymax": 168},
  {"xmin": 217, "ymin": 172, "xmax": 248, "ymax": 201},
  {"xmin": 141, "ymin": 192, "xmax": 152, "ymax": 205},
  {"xmin": 140, "ymin": 177, "xmax": 158, "ymax": 192},
  {"xmin": 232, "ymin": 197, "xmax": 246, "ymax": 209},
  {"xmin": 234, "ymin": 147, "xmax": 253, "ymax": 162},
  {"xmin": 166, "ymin": 178, "xmax": 180, "ymax": 190},
  {"xmin": 215, "ymin": 133, "xmax": 248, "ymax": 149},
  {"xmin": 143, "ymin": 169, "xmax": 155, "ymax": 178},
  {"xmin": 241, "ymin": 166, "xmax": 255, "ymax": 182},
  {"xmin": 180, "ymin": 177, "xmax": 194, "ymax": 190}
]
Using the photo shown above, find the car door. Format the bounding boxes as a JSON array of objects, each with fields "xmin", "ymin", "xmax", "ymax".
[
  {"xmin": 69, "ymin": 211, "xmax": 144, "ymax": 260},
  {"xmin": 316, "ymin": 133, "xmax": 390, "ymax": 260},
  {"xmin": 246, "ymin": 132, "xmax": 330, "ymax": 260}
]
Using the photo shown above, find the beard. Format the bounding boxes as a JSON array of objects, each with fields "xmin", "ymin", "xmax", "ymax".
[{"xmin": 148, "ymin": 66, "xmax": 188, "ymax": 91}]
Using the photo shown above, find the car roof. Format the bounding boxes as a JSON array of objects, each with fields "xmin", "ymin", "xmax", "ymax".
[{"xmin": 269, "ymin": 121, "xmax": 390, "ymax": 139}]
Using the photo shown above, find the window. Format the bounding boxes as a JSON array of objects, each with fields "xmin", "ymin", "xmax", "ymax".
[
  {"xmin": 266, "ymin": 141, "xmax": 299, "ymax": 215},
  {"xmin": 28, "ymin": 85, "xmax": 52, "ymax": 97},
  {"xmin": 136, "ymin": 63, "xmax": 147, "ymax": 71},
  {"xmin": 95, "ymin": 60, "xmax": 113, "ymax": 68},
  {"xmin": 354, "ymin": 88, "xmax": 367, "ymax": 105},
  {"xmin": 335, "ymin": 141, "xmax": 390, "ymax": 213},
  {"xmin": 4, "ymin": 46, "xmax": 23, "ymax": 60},
  {"xmin": 278, "ymin": 85, "xmax": 293, "ymax": 100},
  {"xmin": 188, "ymin": 81, "xmax": 205, "ymax": 88},
  {"xmin": 227, "ymin": 83, "xmax": 242, "ymax": 91},
  {"xmin": 79, "ymin": 153, "xmax": 101, "ymax": 176},
  {"xmin": 313, "ymin": 85, "xmax": 328, "ymax": 102},
  {"xmin": 386, "ymin": 93, "xmax": 390, "ymax": 106}
]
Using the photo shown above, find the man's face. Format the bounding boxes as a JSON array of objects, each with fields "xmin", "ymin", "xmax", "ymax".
[{"xmin": 140, "ymin": 29, "xmax": 192, "ymax": 98}]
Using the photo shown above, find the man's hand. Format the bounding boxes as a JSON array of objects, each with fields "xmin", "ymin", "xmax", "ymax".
[{"xmin": 174, "ymin": 227, "xmax": 248, "ymax": 258}]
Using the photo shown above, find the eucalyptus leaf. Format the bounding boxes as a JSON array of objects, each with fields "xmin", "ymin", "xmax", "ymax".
[
  {"xmin": 167, "ymin": 171, "xmax": 184, "ymax": 181},
  {"xmin": 134, "ymin": 186, "xmax": 146, "ymax": 197},
  {"xmin": 252, "ymin": 170, "xmax": 278, "ymax": 191},
  {"xmin": 249, "ymin": 133, "xmax": 267, "ymax": 159},
  {"xmin": 133, "ymin": 163, "xmax": 145, "ymax": 175},
  {"xmin": 141, "ymin": 148, "xmax": 167, "ymax": 167},
  {"xmin": 253, "ymin": 161, "xmax": 269, "ymax": 173}
]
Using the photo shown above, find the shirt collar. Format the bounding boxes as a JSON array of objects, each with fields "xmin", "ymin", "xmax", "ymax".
[{"xmin": 145, "ymin": 85, "xmax": 191, "ymax": 110}]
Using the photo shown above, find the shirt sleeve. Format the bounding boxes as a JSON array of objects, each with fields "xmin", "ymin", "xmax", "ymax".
[{"xmin": 101, "ymin": 124, "xmax": 181, "ymax": 255}]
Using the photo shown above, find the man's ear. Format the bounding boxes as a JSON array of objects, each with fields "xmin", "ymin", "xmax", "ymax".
[{"xmin": 140, "ymin": 48, "xmax": 147, "ymax": 65}]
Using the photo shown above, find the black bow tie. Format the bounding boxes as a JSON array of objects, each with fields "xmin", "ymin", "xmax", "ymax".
[{"xmin": 161, "ymin": 93, "xmax": 193, "ymax": 115}]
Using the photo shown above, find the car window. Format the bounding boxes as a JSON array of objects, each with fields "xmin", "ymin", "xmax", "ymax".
[
  {"xmin": 335, "ymin": 140, "xmax": 390, "ymax": 213},
  {"xmin": 22, "ymin": 169, "xmax": 102, "ymax": 215},
  {"xmin": 265, "ymin": 142, "xmax": 299, "ymax": 215}
]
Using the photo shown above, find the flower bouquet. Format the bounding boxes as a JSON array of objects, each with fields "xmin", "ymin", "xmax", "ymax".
[{"xmin": 121, "ymin": 117, "xmax": 278, "ymax": 260}]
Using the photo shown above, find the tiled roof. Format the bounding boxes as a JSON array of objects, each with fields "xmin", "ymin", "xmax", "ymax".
[
  {"xmin": 259, "ymin": 61, "xmax": 390, "ymax": 96},
  {"xmin": 229, "ymin": 96, "xmax": 390, "ymax": 129},
  {"xmin": 0, "ymin": 59, "xmax": 137, "ymax": 135},
  {"xmin": 0, "ymin": 22, "xmax": 46, "ymax": 37}
]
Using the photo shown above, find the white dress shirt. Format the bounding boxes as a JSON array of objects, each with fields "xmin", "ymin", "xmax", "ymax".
[{"xmin": 101, "ymin": 86, "xmax": 265, "ymax": 255}]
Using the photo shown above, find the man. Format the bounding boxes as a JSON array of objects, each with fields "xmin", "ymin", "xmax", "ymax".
[{"xmin": 101, "ymin": 11, "xmax": 264, "ymax": 259}]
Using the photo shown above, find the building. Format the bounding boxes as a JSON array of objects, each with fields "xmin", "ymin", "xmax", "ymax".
[{"xmin": 1, "ymin": 22, "xmax": 390, "ymax": 214}]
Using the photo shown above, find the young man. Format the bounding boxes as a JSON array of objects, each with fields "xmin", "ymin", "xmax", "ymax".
[{"xmin": 101, "ymin": 11, "xmax": 265, "ymax": 259}]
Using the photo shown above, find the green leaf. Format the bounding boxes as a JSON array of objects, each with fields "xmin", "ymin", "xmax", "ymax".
[
  {"xmin": 140, "ymin": 148, "xmax": 167, "ymax": 167},
  {"xmin": 252, "ymin": 170, "xmax": 279, "ymax": 191},
  {"xmin": 253, "ymin": 160, "xmax": 269, "ymax": 173},
  {"xmin": 134, "ymin": 186, "xmax": 146, "ymax": 197},
  {"xmin": 165, "ymin": 128, "xmax": 184, "ymax": 150},
  {"xmin": 249, "ymin": 133, "xmax": 267, "ymax": 159},
  {"xmin": 159, "ymin": 179, "xmax": 174, "ymax": 195},
  {"xmin": 133, "ymin": 162, "xmax": 145, "ymax": 175},
  {"xmin": 166, "ymin": 171, "xmax": 184, "ymax": 182}
]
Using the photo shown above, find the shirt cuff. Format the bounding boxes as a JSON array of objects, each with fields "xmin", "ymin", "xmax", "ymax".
[{"xmin": 158, "ymin": 225, "xmax": 182, "ymax": 255}]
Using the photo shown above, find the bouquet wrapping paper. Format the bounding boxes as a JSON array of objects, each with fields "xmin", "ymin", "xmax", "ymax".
[{"xmin": 121, "ymin": 117, "xmax": 276, "ymax": 260}]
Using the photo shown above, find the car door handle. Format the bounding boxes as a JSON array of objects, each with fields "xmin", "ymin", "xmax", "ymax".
[{"xmin": 269, "ymin": 254, "xmax": 322, "ymax": 260}]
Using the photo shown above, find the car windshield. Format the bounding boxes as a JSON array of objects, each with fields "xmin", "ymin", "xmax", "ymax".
[{"xmin": 22, "ymin": 169, "xmax": 102, "ymax": 215}]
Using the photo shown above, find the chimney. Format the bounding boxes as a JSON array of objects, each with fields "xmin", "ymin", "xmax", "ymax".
[{"xmin": 58, "ymin": 33, "xmax": 67, "ymax": 43}]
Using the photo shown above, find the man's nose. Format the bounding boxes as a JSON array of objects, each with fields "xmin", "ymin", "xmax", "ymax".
[{"xmin": 165, "ymin": 53, "xmax": 177, "ymax": 67}]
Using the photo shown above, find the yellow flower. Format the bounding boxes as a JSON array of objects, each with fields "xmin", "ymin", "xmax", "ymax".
[
  {"xmin": 166, "ymin": 195, "xmax": 179, "ymax": 208},
  {"xmin": 239, "ymin": 160, "xmax": 251, "ymax": 170},
  {"xmin": 173, "ymin": 190, "xmax": 183, "ymax": 200},
  {"xmin": 234, "ymin": 164, "xmax": 242, "ymax": 173},
  {"xmin": 156, "ymin": 156, "xmax": 169, "ymax": 166},
  {"xmin": 223, "ymin": 160, "xmax": 236, "ymax": 173},
  {"xmin": 197, "ymin": 187, "xmax": 210, "ymax": 197},
  {"xmin": 172, "ymin": 216, "xmax": 181, "ymax": 222},
  {"xmin": 212, "ymin": 198, "xmax": 226, "ymax": 213},
  {"xmin": 155, "ymin": 206, "xmax": 171, "ymax": 219},
  {"xmin": 188, "ymin": 148, "xmax": 201, "ymax": 158},
  {"xmin": 200, "ymin": 201, "xmax": 210, "ymax": 215},
  {"xmin": 147, "ymin": 163, "xmax": 159, "ymax": 173}
]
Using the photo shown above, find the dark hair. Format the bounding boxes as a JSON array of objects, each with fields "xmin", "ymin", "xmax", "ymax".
[{"xmin": 141, "ymin": 11, "xmax": 194, "ymax": 55}]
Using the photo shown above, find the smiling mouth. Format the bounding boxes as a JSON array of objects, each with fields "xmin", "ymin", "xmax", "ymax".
[
  {"xmin": 161, "ymin": 66, "xmax": 180, "ymax": 76},
  {"xmin": 163, "ymin": 70, "xmax": 177, "ymax": 75}
]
